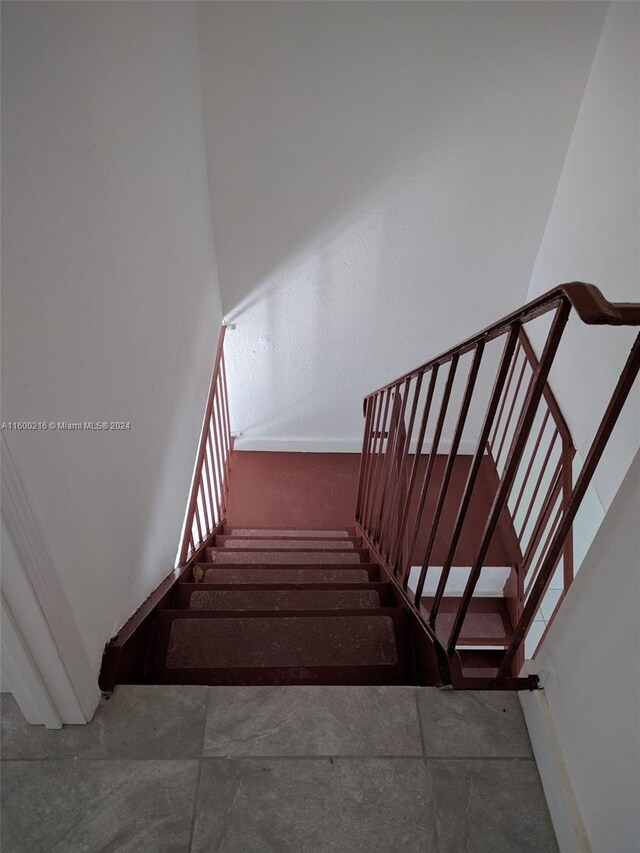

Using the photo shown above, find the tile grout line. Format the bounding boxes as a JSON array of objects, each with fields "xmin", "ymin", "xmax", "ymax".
[
  {"xmin": 414, "ymin": 690, "xmax": 428, "ymax": 759},
  {"xmin": 405, "ymin": 754, "xmax": 536, "ymax": 762},
  {"xmin": 415, "ymin": 691, "xmax": 443, "ymax": 853},
  {"xmin": 0, "ymin": 754, "xmax": 538, "ymax": 763},
  {"xmin": 200, "ymin": 753, "xmax": 427, "ymax": 761},
  {"xmin": 187, "ymin": 688, "xmax": 212, "ymax": 853}
]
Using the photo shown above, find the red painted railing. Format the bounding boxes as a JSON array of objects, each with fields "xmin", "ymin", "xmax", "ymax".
[
  {"xmin": 178, "ymin": 324, "xmax": 233, "ymax": 567},
  {"xmin": 485, "ymin": 328, "xmax": 575, "ymax": 661},
  {"xmin": 356, "ymin": 283, "xmax": 640, "ymax": 687}
]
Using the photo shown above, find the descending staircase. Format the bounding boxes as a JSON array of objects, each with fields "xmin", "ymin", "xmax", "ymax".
[
  {"xmin": 150, "ymin": 528, "xmax": 413, "ymax": 685},
  {"xmin": 100, "ymin": 284, "xmax": 640, "ymax": 692}
]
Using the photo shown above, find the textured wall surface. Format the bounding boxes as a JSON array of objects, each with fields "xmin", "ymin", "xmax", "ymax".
[{"xmin": 197, "ymin": 1, "xmax": 608, "ymax": 450}]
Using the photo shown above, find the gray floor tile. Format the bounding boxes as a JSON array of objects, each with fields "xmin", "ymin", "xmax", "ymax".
[
  {"xmin": 417, "ymin": 689, "xmax": 533, "ymax": 757},
  {"xmin": 429, "ymin": 758, "xmax": 559, "ymax": 852},
  {"xmin": 0, "ymin": 759, "xmax": 198, "ymax": 853},
  {"xmin": 0, "ymin": 686, "xmax": 208, "ymax": 760},
  {"xmin": 204, "ymin": 686, "xmax": 422, "ymax": 756},
  {"xmin": 191, "ymin": 758, "xmax": 438, "ymax": 852}
]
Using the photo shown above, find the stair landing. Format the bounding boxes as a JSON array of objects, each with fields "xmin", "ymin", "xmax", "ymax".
[{"xmin": 225, "ymin": 451, "xmax": 520, "ymax": 565}]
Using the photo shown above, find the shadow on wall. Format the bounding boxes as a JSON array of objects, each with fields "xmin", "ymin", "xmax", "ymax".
[
  {"xmin": 196, "ymin": 2, "xmax": 609, "ymax": 446},
  {"xmin": 223, "ymin": 198, "xmax": 400, "ymax": 443}
]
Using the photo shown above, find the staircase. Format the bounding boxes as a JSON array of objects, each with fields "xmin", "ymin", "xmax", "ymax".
[
  {"xmin": 150, "ymin": 527, "xmax": 413, "ymax": 685},
  {"xmin": 99, "ymin": 283, "xmax": 640, "ymax": 693}
]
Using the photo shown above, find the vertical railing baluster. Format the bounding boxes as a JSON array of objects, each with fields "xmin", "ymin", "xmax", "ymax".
[
  {"xmin": 370, "ymin": 386, "xmax": 397, "ymax": 543},
  {"xmin": 521, "ymin": 465, "xmax": 562, "ymax": 572},
  {"xmin": 496, "ymin": 333, "xmax": 640, "ymax": 678},
  {"xmin": 200, "ymin": 440, "xmax": 214, "ymax": 536},
  {"xmin": 403, "ymin": 356, "xmax": 459, "ymax": 589},
  {"xmin": 202, "ymin": 435, "xmax": 216, "ymax": 528},
  {"xmin": 358, "ymin": 395, "xmax": 378, "ymax": 527},
  {"xmin": 376, "ymin": 381, "xmax": 410, "ymax": 547},
  {"xmin": 381, "ymin": 402, "xmax": 407, "ymax": 558},
  {"xmin": 207, "ymin": 429, "xmax": 222, "ymax": 523},
  {"xmin": 383, "ymin": 373, "xmax": 423, "ymax": 561},
  {"xmin": 211, "ymin": 381, "xmax": 225, "ymax": 511},
  {"xmin": 194, "ymin": 478, "xmax": 204, "ymax": 544},
  {"xmin": 524, "ymin": 492, "xmax": 563, "ymax": 596},
  {"xmin": 414, "ymin": 343, "xmax": 485, "ymax": 606},
  {"xmin": 216, "ymin": 375, "xmax": 229, "ymax": 488},
  {"xmin": 429, "ymin": 326, "xmax": 520, "ymax": 624},
  {"xmin": 213, "ymin": 377, "xmax": 226, "ymax": 480},
  {"xmin": 371, "ymin": 389, "xmax": 396, "ymax": 544},
  {"xmin": 517, "ymin": 436, "xmax": 560, "ymax": 542},
  {"xmin": 488, "ymin": 344, "xmax": 521, "ymax": 452},
  {"xmin": 360, "ymin": 393, "xmax": 382, "ymax": 532},
  {"xmin": 355, "ymin": 397, "xmax": 375, "ymax": 522},
  {"xmin": 220, "ymin": 349, "xmax": 232, "ymax": 462},
  {"xmin": 365, "ymin": 388, "xmax": 391, "ymax": 534},
  {"xmin": 392, "ymin": 367, "xmax": 439, "ymax": 577},
  {"xmin": 511, "ymin": 409, "xmax": 551, "ymax": 522},
  {"xmin": 447, "ymin": 300, "xmax": 571, "ymax": 653},
  {"xmin": 561, "ymin": 441, "xmax": 575, "ymax": 588},
  {"xmin": 494, "ymin": 352, "xmax": 529, "ymax": 468}
]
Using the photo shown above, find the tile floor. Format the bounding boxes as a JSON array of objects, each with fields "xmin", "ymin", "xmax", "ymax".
[{"xmin": 0, "ymin": 685, "xmax": 558, "ymax": 852}]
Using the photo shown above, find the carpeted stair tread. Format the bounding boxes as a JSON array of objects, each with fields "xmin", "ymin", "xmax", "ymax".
[
  {"xmin": 188, "ymin": 588, "xmax": 382, "ymax": 610},
  {"xmin": 164, "ymin": 613, "xmax": 400, "ymax": 669},
  {"xmin": 208, "ymin": 549, "xmax": 364, "ymax": 564},
  {"xmin": 202, "ymin": 566, "xmax": 373, "ymax": 584},
  {"xmin": 215, "ymin": 537, "xmax": 359, "ymax": 550}
]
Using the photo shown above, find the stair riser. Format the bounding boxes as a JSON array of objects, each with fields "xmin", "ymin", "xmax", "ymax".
[
  {"xmin": 215, "ymin": 537, "xmax": 361, "ymax": 550},
  {"xmin": 225, "ymin": 528, "xmax": 353, "ymax": 538},
  {"xmin": 202, "ymin": 567, "xmax": 377, "ymax": 584},
  {"xmin": 458, "ymin": 649, "xmax": 505, "ymax": 678},
  {"xmin": 208, "ymin": 549, "xmax": 368, "ymax": 564},
  {"xmin": 187, "ymin": 589, "xmax": 383, "ymax": 611},
  {"xmin": 175, "ymin": 581, "xmax": 394, "ymax": 609}
]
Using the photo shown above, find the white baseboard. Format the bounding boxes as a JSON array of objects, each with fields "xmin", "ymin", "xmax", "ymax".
[
  {"xmin": 233, "ymin": 436, "xmax": 479, "ymax": 454},
  {"xmin": 233, "ymin": 437, "xmax": 363, "ymax": 453},
  {"xmin": 519, "ymin": 677, "xmax": 591, "ymax": 853}
]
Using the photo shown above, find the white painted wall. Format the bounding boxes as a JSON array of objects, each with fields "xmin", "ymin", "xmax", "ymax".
[
  {"xmin": 1, "ymin": 2, "xmax": 223, "ymax": 673},
  {"xmin": 197, "ymin": 1, "xmax": 608, "ymax": 450},
  {"xmin": 520, "ymin": 452, "xmax": 640, "ymax": 853},
  {"xmin": 527, "ymin": 2, "xmax": 640, "ymax": 514}
]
